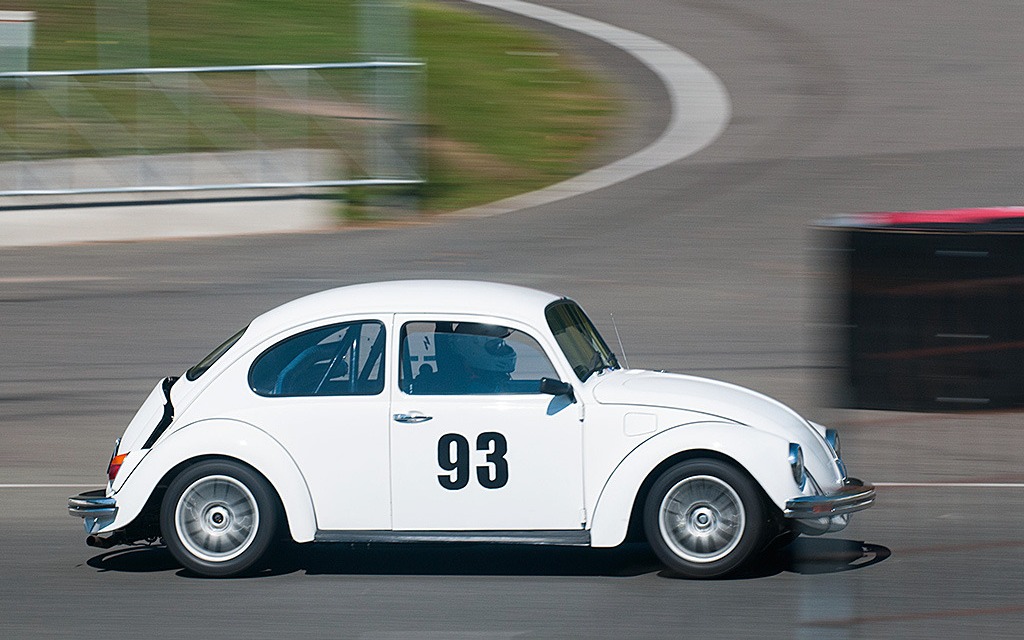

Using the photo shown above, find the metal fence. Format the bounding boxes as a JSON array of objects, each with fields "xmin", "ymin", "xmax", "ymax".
[{"xmin": 0, "ymin": 61, "xmax": 423, "ymax": 203}]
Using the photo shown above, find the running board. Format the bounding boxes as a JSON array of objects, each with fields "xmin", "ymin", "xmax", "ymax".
[{"xmin": 314, "ymin": 529, "xmax": 591, "ymax": 546}]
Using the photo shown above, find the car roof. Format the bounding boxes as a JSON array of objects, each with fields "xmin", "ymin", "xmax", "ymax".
[{"xmin": 248, "ymin": 280, "xmax": 566, "ymax": 336}]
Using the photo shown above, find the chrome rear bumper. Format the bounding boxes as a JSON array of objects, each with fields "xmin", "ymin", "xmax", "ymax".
[
  {"xmin": 68, "ymin": 488, "xmax": 117, "ymax": 533},
  {"xmin": 784, "ymin": 478, "xmax": 875, "ymax": 519}
]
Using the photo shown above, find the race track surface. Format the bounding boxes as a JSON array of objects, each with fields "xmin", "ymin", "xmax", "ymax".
[{"xmin": 3, "ymin": 1, "xmax": 1024, "ymax": 638}]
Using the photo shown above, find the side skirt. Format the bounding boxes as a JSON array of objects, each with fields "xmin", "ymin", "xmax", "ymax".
[{"xmin": 313, "ymin": 529, "xmax": 591, "ymax": 546}]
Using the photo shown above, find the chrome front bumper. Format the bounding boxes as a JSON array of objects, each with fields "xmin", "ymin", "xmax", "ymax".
[
  {"xmin": 784, "ymin": 477, "xmax": 876, "ymax": 519},
  {"xmin": 68, "ymin": 488, "xmax": 117, "ymax": 533}
]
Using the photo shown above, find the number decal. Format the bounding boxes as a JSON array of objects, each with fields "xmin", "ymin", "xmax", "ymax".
[
  {"xmin": 437, "ymin": 432, "xmax": 509, "ymax": 490},
  {"xmin": 437, "ymin": 433, "xmax": 470, "ymax": 490},
  {"xmin": 476, "ymin": 432, "xmax": 509, "ymax": 489}
]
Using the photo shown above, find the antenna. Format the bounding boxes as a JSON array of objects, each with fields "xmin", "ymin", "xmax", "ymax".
[{"xmin": 610, "ymin": 312, "xmax": 630, "ymax": 369}]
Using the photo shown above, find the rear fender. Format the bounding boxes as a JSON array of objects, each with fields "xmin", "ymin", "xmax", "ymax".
[
  {"xmin": 100, "ymin": 418, "xmax": 316, "ymax": 542},
  {"xmin": 589, "ymin": 421, "xmax": 795, "ymax": 547}
]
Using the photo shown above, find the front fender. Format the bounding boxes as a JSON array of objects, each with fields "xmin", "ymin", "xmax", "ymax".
[
  {"xmin": 100, "ymin": 418, "xmax": 317, "ymax": 543},
  {"xmin": 589, "ymin": 421, "xmax": 796, "ymax": 547}
]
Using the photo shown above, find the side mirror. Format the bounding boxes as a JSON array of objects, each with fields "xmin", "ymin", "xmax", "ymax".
[{"xmin": 539, "ymin": 377, "xmax": 575, "ymax": 402}]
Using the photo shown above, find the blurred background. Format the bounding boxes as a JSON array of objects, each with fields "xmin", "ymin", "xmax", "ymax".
[
  {"xmin": 0, "ymin": 0, "xmax": 617, "ymax": 220},
  {"xmin": 2, "ymin": 1, "xmax": 1024, "ymax": 638}
]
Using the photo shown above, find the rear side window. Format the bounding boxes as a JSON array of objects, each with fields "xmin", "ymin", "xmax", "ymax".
[
  {"xmin": 249, "ymin": 321, "xmax": 385, "ymax": 397},
  {"xmin": 186, "ymin": 326, "xmax": 247, "ymax": 381}
]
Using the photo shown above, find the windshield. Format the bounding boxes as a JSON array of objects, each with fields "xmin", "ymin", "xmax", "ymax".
[
  {"xmin": 545, "ymin": 300, "xmax": 619, "ymax": 381},
  {"xmin": 185, "ymin": 326, "xmax": 247, "ymax": 381}
]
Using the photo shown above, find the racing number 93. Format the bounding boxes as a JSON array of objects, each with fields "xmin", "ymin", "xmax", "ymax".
[{"xmin": 437, "ymin": 432, "xmax": 508, "ymax": 490}]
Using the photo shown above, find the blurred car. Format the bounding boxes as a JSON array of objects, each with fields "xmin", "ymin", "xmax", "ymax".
[{"xmin": 69, "ymin": 280, "xmax": 874, "ymax": 578}]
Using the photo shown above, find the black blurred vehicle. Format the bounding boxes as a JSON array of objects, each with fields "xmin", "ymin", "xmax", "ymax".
[{"xmin": 820, "ymin": 207, "xmax": 1024, "ymax": 411}]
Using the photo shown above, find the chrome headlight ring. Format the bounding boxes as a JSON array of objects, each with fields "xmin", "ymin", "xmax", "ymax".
[
  {"xmin": 825, "ymin": 428, "xmax": 841, "ymax": 459},
  {"xmin": 825, "ymin": 428, "xmax": 848, "ymax": 478},
  {"xmin": 788, "ymin": 443, "xmax": 806, "ymax": 490}
]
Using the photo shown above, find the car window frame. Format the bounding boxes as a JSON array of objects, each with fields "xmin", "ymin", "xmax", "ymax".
[
  {"xmin": 248, "ymin": 319, "xmax": 387, "ymax": 398},
  {"xmin": 396, "ymin": 316, "xmax": 564, "ymax": 397},
  {"xmin": 186, "ymin": 325, "xmax": 249, "ymax": 382},
  {"xmin": 544, "ymin": 299, "xmax": 619, "ymax": 382}
]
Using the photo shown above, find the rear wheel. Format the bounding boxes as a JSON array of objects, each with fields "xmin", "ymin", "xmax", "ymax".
[
  {"xmin": 644, "ymin": 459, "xmax": 766, "ymax": 578},
  {"xmin": 160, "ymin": 460, "xmax": 279, "ymax": 577}
]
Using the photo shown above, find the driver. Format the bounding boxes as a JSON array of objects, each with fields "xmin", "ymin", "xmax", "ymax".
[{"xmin": 451, "ymin": 323, "xmax": 517, "ymax": 393}]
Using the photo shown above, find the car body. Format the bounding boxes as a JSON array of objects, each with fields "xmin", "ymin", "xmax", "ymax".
[{"xmin": 70, "ymin": 280, "xmax": 874, "ymax": 578}]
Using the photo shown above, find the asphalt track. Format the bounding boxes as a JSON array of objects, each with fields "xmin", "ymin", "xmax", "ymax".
[{"xmin": 3, "ymin": 1, "xmax": 1024, "ymax": 638}]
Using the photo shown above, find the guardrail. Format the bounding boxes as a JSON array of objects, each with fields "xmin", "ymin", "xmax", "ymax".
[{"xmin": 0, "ymin": 61, "xmax": 424, "ymax": 202}]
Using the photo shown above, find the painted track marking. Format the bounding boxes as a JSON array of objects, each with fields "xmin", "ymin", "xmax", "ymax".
[
  {"xmin": 458, "ymin": 0, "xmax": 731, "ymax": 217},
  {"xmin": 875, "ymin": 482, "xmax": 1024, "ymax": 488},
  {"xmin": 1, "ymin": 484, "xmax": 99, "ymax": 489}
]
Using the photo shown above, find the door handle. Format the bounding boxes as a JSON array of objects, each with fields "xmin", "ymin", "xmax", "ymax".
[{"xmin": 394, "ymin": 412, "xmax": 432, "ymax": 424}]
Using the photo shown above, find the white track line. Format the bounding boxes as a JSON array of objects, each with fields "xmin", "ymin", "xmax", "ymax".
[
  {"xmin": 456, "ymin": 0, "xmax": 731, "ymax": 217},
  {"xmin": 0, "ymin": 276, "xmax": 123, "ymax": 284},
  {"xmin": 0, "ymin": 484, "xmax": 99, "ymax": 489},
  {"xmin": 875, "ymin": 482, "xmax": 1024, "ymax": 488}
]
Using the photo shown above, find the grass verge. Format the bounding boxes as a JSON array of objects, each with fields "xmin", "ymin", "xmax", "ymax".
[{"xmin": 13, "ymin": 1, "xmax": 620, "ymax": 213}]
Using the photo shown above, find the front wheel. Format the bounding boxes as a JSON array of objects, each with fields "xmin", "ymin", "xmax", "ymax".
[
  {"xmin": 644, "ymin": 459, "xmax": 767, "ymax": 578},
  {"xmin": 160, "ymin": 460, "xmax": 279, "ymax": 577}
]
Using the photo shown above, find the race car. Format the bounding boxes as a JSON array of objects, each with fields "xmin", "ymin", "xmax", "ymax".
[{"xmin": 70, "ymin": 280, "xmax": 874, "ymax": 578}]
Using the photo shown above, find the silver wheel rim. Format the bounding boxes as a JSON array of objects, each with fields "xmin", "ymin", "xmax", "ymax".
[
  {"xmin": 659, "ymin": 474, "xmax": 746, "ymax": 564},
  {"xmin": 175, "ymin": 475, "xmax": 260, "ymax": 563}
]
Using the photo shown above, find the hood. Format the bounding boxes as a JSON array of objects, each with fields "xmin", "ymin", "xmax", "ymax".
[{"xmin": 592, "ymin": 370, "xmax": 839, "ymax": 482}]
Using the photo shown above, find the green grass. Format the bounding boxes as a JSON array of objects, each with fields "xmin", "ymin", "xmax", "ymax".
[{"xmin": 12, "ymin": 1, "xmax": 619, "ymax": 212}]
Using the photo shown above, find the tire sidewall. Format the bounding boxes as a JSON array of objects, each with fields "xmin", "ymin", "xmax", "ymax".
[
  {"xmin": 643, "ymin": 458, "xmax": 766, "ymax": 578},
  {"xmin": 160, "ymin": 459, "xmax": 278, "ymax": 577}
]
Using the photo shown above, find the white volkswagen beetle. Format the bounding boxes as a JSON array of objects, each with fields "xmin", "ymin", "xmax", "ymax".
[{"xmin": 70, "ymin": 280, "xmax": 874, "ymax": 578}]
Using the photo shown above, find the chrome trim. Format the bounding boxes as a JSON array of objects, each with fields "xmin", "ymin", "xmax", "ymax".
[
  {"xmin": 825, "ymin": 428, "xmax": 841, "ymax": 459},
  {"xmin": 314, "ymin": 529, "xmax": 590, "ymax": 546},
  {"xmin": 784, "ymin": 478, "xmax": 875, "ymax": 518},
  {"xmin": 393, "ymin": 413, "xmax": 432, "ymax": 424},
  {"xmin": 788, "ymin": 443, "xmax": 806, "ymax": 489},
  {"xmin": 804, "ymin": 468, "xmax": 823, "ymax": 496},
  {"xmin": 68, "ymin": 489, "xmax": 117, "ymax": 519}
]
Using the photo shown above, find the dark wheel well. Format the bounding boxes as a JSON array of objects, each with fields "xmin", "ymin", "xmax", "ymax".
[{"xmin": 624, "ymin": 449, "xmax": 777, "ymax": 543}]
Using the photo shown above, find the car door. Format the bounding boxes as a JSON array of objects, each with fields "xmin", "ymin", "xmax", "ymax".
[
  {"xmin": 389, "ymin": 315, "xmax": 584, "ymax": 532},
  {"xmin": 234, "ymin": 317, "xmax": 392, "ymax": 531}
]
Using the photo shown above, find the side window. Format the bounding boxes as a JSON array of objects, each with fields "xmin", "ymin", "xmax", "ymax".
[
  {"xmin": 400, "ymin": 321, "xmax": 558, "ymax": 395},
  {"xmin": 249, "ymin": 321, "xmax": 385, "ymax": 397}
]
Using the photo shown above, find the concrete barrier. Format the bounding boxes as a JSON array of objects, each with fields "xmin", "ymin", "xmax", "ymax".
[{"xmin": 0, "ymin": 150, "xmax": 342, "ymax": 246}]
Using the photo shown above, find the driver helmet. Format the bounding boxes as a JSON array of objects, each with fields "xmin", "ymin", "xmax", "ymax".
[{"xmin": 453, "ymin": 323, "xmax": 516, "ymax": 373}]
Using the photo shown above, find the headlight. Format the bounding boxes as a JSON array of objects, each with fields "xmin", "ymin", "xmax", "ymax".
[
  {"xmin": 825, "ymin": 428, "xmax": 841, "ymax": 459},
  {"xmin": 788, "ymin": 443, "xmax": 806, "ymax": 490}
]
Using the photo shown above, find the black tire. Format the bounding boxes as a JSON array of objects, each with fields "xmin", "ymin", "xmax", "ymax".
[
  {"xmin": 643, "ymin": 459, "xmax": 767, "ymax": 578},
  {"xmin": 160, "ymin": 459, "xmax": 279, "ymax": 577}
]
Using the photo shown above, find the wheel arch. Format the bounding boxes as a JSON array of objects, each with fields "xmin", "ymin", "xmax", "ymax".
[
  {"xmin": 129, "ymin": 454, "xmax": 284, "ymax": 540},
  {"xmin": 104, "ymin": 418, "xmax": 317, "ymax": 543},
  {"xmin": 621, "ymin": 448, "xmax": 763, "ymax": 543},
  {"xmin": 588, "ymin": 421, "xmax": 796, "ymax": 548}
]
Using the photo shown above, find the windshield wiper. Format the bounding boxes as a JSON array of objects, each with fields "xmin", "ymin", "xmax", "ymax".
[{"xmin": 583, "ymin": 352, "xmax": 611, "ymax": 380}]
